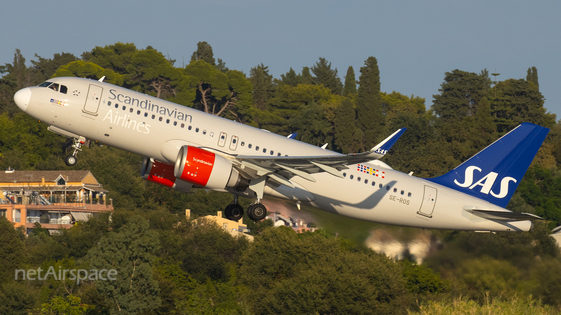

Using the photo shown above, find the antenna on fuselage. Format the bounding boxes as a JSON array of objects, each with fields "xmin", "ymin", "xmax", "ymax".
[{"xmin": 98, "ymin": 76, "xmax": 105, "ymax": 82}]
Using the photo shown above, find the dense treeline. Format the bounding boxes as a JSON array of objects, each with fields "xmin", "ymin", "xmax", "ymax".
[{"xmin": 0, "ymin": 42, "xmax": 560, "ymax": 314}]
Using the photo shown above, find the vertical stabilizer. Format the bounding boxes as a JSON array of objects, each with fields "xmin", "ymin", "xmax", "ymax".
[{"xmin": 427, "ymin": 123, "xmax": 549, "ymax": 207}]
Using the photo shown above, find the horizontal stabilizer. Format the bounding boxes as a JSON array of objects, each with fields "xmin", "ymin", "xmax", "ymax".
[{"xmin": 465, "ymin": 208, "xmax": 543, "ymax": 221}]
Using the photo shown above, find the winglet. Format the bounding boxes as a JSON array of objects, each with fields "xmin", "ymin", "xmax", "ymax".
[
  {"xmin": 287, "ymin": 133, "xmax": 298, "ymax": 139},
  {"xmin": 369, "ymin": 128, "xmax": 406, "ymax": 156}
]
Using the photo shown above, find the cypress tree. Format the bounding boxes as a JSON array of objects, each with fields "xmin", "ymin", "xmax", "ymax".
[
  {"xmin": 343, "ymin": 66, "xmax": 357, "ymax": 98},
  {"xmin": 526, "ymin": 66, "xmax": 539, "ymax": 90},
  {"xmin": 357, "ymin": 56, "xmax": 384, "ymax": 151},
  {"xmin": 334, "ymin": 98, "xmax": 357, "ymax": 153}
]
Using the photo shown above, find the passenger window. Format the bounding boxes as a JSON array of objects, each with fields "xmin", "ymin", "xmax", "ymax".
[
  {"xmin": 173, "ymin": 121, "xmax": 177, "ymax": 126},
  {"xmin": 386, "ymin": 186, "xmax": 390, "ymax": 191},
  {"xmin": 256, "ymin": 146, "xmax": 259, "ymax": 151},
  {"xmin": 372, "ymin": 182, "xmax": 376, "ymax": 186},
  {"xmin": 195, "ymin": 128, "xmax": 199, "ymax": 132},
  {"xmin": 350, "ymin": 175, "xmax": 354, "ymax": 180},
  {"xmin": 122, "ymin": 106, "xmax": 126, "ymax": 110},
  {"xmin": 166, "ymin": 119, "xmax": 170, "ymax": 124},
  {"xmin": 181, "ymin": 123, "xmax": 185, "ymax": 128},
  {"xmin": 365, "ymin": 179, "xmax": 368, "ymax": 184},
  {"xmin": 60, "ymin": 85, "xmax": 68, "ymax": 94},
  {"xmin": 408, "ymin": 192, "xmax": 412, "ymax": 197},
  {"xmin": 241, "ymin": 142, "xmax": 245, "ymax": 146},
  {"xmin": 188, "ymin": 126, "xmax": 192, "ymax": 130},
  {"xmin": 115, "ymin": 104, "xmax": 119, "ymax": 108},
  {"xmin": 343, "ymin": 173, "xmax": 347, "ymax": 177},
  {"xmin": 263, "ymin": 148, "xmax": 266, "ymax": 153},
  {"xmin": 108, "ymin": 101, "xmax": 112, "ymax": 106},
  {"xmin": 159, "ymin": 117, "xmax": 163, "ymax": 122},
  {"xmin": 248, "ymin": 144, "xmax": 252, "ymax": 149},
  {"xmin": 277, "ymin": 153, "xmax": 281, "ymax": 156},
  {"xmin": 401, "ymin": 190, "xmax": 404, "ymax": 195},
  {"xmin": 144, "ymin": 112, "xmax": 148, "ymax": 117},
  {"xmin": 130, "ymin": 108, "xmax": 133, "ymax": 113},
  {"xmin": 379, "ymin": 184, "xmax": 383, "ymax": 188},
  {"xmin": 137, "ymin": 110, "xmax": 141, "ymax": 115},
  {"xmin": 203, "ymin": 130, "xmax": 207, "ymax": 135},
  {"xmin": 357, "ymin": 177, "xmax": 361, "ymax": 182},
  {"xmin": 151, "ymin": 115, "xmax": 155, "ymax": 119},
  {"xmin": 393, "ymin": 188, "xmax": 397, "ymax": 193}
]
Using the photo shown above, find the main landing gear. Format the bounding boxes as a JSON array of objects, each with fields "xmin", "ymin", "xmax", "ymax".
[
  {"xmin": 65, "ymin": 136, "xmax": 87, "ymax": 167},
  {"xmin": 224, "ymin": 195, "xmax": 268, "ymax": 222}
]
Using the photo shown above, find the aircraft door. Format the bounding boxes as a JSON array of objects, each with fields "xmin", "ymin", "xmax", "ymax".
[
  {"xmin": 418, "ymin": 185, "xmax": 437, "ymax": 218},
  {"xmin": 83, "ymin": 84, "xmax": 103, "ymax": 115},
  {"xmin": 229, "ymin": 135, "xmax": 239, "ymax": 151}
]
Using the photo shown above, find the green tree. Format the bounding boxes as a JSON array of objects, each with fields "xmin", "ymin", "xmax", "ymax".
[
  {"xmin": 357, "ymin": 56, "xmax": 385, "ymax": 151},
  {"xmin": 333, "ymin": 98, "xmax": 358, "ymax": 153},
  {"xmin": 290, "ymin": 100, "xmax": 332, "ymax": 146},
  {"xmin": 311, "ymin": 57, "xmax": 343, "ymax": 95},
  {"xmin": 185, "ymin": 60, "xmax": 253, "ymax": 121},
  {"xmin": 88, "ymin": 216, "xmax": 161, "ymax": 314},
  {"xmin": 125, "ymin": 48, "xmax": 188, "ymax": 100},
  {"xmin": 81, "ymin": 42, "xmax": 138, "ymax": 74},
  {"xmin": 280, "ymin": 67, "xmax": 301, "ymax": 87},
  {"xmin": 52, "ymin": 60, "xmax": 124, "ymax": 86},
  {"xmin": 343, "ymin": 65, "xmax": 357, "ymax": 99},
  {"xmin": 432, "ymin": 69, "xmax": 490, "ymax": 121},
  {"xmin": 0, "ymin": 217, "xmax": 27, "ymax": 284},
  {"xmin": 30, "ymin": 52, "xmax": 79, "ymax": 83},
  {"xmin": 494, "ymin": 79, "xmax": 555, "ymax": 134},
  {"xmin": 526, "ymin": 66, "xmax": 539, "ymax": 89},
  {"xmin": 190, "ymin": 41, "xmax": 216, "ymax": 65},
  {"xmin": 41, "ymin": 294, "xmax": 94, "ymax": 315},
  {"xmin": 0, "ymin": 282, "xmax": 37, "ymax": 315},
  {"xmin": 239, "ymin": 228, "xmax": 409, "ymax": 314},
  {"xmin": 249, "ymin": 63, "xmax": 275, "ymax": 110}
]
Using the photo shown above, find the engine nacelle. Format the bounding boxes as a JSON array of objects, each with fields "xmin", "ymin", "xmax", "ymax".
[
  {"xmin": 174, "ymin": 145, "xmax": 241, "ymax": 190},
  {"xmin": 141, "ymin": 157, "xmax": 192, "ymax": 192}
]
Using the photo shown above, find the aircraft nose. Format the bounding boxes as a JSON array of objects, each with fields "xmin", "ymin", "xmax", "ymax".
[{"xmin": 14, "ymin": 88, "xmax": 32, "ymax": 111}]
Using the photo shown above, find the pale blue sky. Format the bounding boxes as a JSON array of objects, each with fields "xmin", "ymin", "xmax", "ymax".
[{"xmin": 3, "ymin": 0, "xmax": 560, "ymax": 118}]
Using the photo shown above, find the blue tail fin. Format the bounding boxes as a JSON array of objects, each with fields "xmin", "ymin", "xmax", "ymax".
[{"xmin": 427, "ymin": 123, "xmax": 549, "ymax": 207}]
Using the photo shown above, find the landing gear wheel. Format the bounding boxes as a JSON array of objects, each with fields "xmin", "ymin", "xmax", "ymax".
[
  {"xmin": 65, "ymin": 155, "xmax": 78, "ymax": 166},
  {"xmin": 225, "ymin": 203, "xmax": 244, "ymax": 221},
  {"xmin": 247, "ymin": 203, "xmax": 267, "ymax": 221}
]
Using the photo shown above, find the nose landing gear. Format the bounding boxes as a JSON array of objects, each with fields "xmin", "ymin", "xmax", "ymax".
[{"xmin": 64, "ymin": 136, "xmax": 87, "ymax": 166}]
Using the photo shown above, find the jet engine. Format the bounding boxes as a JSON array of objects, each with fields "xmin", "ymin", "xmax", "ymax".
[
  {"xmin": 141, "ymin": 157, "xmax": 192, "ymax": 192},
  {"xmin": 174, "ymin": 145, "xmax": 242, "ymax": 190}
]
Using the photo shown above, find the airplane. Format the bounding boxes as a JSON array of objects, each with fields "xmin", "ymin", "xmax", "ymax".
[{"xmin": 13, "ymin": 77, "xmax": 549, "ymax": 232}]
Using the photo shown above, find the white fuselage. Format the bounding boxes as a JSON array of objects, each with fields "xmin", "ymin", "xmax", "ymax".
[{"xmin": 16, "ymin": 77, "xmax": 531, "ymax": 231}]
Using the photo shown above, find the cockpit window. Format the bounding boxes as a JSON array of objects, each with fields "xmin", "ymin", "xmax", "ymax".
[
  {"xmin": 38, "ymin": 82, "xmax": 52, "ymax": 87},
  {"xmin": 60, "ymin": 85, "xmax": 68, "ymax": 94},
  {"xmin": 49, "ymin": 83, "xmax": 60, "ymax": 92}
]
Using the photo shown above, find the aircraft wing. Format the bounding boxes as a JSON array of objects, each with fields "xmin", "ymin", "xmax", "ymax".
[{"xmin": 229, "ymin": 128, "xmax": 406, "ymax": 186}]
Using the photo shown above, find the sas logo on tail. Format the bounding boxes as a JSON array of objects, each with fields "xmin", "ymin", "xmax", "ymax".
[{"xmin": 454, "ymin": 166, "xmax": 516, "ymax": 199}]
